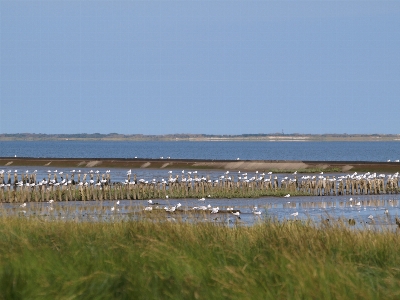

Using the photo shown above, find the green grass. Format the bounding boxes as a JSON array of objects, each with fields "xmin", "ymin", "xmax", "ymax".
[{"xmin": 1, "ymin": 217, "xmax": 400, "ymax": 299}]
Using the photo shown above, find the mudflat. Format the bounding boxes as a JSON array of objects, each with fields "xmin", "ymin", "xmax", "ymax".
[{"xmin": 1, "ymin": 157, "xmax": 399, "ymax": 173}]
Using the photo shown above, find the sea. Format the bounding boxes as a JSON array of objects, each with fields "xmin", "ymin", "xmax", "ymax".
[{"xmin": 1, "ymin": 140, "xmax": 400, "ymax": 161}]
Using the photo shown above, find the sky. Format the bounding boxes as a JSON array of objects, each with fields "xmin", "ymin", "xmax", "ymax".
[{"xmin": 1, "ymin": 0, "xmax": 400, "ymax": 135}]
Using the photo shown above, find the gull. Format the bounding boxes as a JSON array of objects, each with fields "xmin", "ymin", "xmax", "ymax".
[
  {"xmin": 198, "ymin": 197, "xmax": 205, "ymax": 201},
  {"xmin": 232, "ymin": 211, "xmax": 240, "ymax": 216},
  {"xmin": 284, "ymin": 194, "xmax": 290, "ymax": 198},
  {"xmin": 148, "ymin": 199, "xmax": 153, "ymax": 204},
  {"xmin": 253, "ymin": 210, "xmax": 262, "ymax": 215},
  {"xmin": 291, "ymin": 212, "xmax": 298, "ymax": 217},
  {"xmin": 48, "ymin": 199, "xmax": 54, "ymax": 204},
  {"xmin": 211, "ymin": 207, "xmax": 219, "ymax": 214},
  {"xmin": 20, "ymin": 203, "xmax": 27, "ymax": 208}
]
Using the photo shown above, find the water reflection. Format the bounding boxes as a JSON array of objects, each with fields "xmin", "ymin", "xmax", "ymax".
[{"xmin": 1, "ymin": 194, "xmax": 399, "ymax": 230}]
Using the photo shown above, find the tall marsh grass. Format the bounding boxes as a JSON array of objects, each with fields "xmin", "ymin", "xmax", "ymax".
[{"xmin": 0, "ymin": 217, "xmax": 400, "ymax": 299}]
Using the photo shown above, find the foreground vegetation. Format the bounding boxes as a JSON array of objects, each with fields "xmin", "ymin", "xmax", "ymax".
[{"xmin": 1, "ymin": 217, "xmax": 400, "ymax": 299}]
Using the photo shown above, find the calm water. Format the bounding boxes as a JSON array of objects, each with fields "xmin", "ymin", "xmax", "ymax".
[
  {"xmin": 3, "ymin": 195, "xmax": 400, "ymax": 229},
  {"xmin": 1, "ymin": 140, "xmax": 400, "ymax": 161}
]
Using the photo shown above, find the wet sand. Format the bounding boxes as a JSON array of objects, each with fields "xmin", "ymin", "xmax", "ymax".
[{"xmin": 1, "ymin": 157, "xmax": 400, "ymax": 173}]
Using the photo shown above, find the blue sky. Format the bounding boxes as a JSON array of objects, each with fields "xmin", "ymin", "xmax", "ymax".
[{"xmin": 1, "ymin": 0, "xmax": 399, "ymax": 135}]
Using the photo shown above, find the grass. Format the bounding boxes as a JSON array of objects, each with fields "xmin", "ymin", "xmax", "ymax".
[{"xmin": 0, "ymin": 216, "xmax": 400, "ymax": 299}]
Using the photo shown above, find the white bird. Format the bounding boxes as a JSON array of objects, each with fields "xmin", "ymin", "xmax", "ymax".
[
  {"xmin": 111, "ymin": 207, "xmax": 115, "ymax": 211},
  {"xmin": 198, "ymin": 197, "xmax": 205, "ymax": 201},
  {"xmin": 144, "ymin": 206, "xmax": 153, "ymax": 211},
  {"xmin": 253, "ymin": 210, "xmax": 262, "ymax": 215},
  {"xmin": 116, "ymin": 200, "xmax": 120, "ymax": 205},
  {"xmin": 211, "ymin": 207, "xmax": 219, "ymax": 214},
  {"xmin": 232, "ymin": 211, "xmax": 240, "ymax": 216},
  {"xmin": 148, "ymin": 199, "xmax": 153, "ymax": 204},
  {"xmin": 291, "ymin": 212, "xmax": 298, "ymax": 217},
  {"xmin": 166, "ymin": 195, "xmax": 169, "ymax": 199},
  {"xmin": 284, "ymin": 194, "xmax": 290, "ymax": 198},
  {"xmin": 20, "ymin": 203, "xmax": 26, "ymax": 208},
  {"xmin": 48, "ymin": 199, "xmax": 54, "ymax": 204},
  {"xmin": 368, "ymin": 215, "xmax": 374, "ymax": 219}
]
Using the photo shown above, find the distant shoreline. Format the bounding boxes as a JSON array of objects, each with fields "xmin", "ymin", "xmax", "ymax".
[
  {"xmin": 1, "ymin": 133, "xmax": 400, "ymax": 142},
  {"xmin": 1, "ymin": 157, "xmax": 400, "ymax": 173}
]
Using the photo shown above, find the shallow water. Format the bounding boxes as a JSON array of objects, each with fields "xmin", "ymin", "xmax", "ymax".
[{"xmin": 3, "ymin": 194, "xmax": 399, "ymax": 229}]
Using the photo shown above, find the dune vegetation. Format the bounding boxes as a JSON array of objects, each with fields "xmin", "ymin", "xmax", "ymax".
[{"xmin": 0, "ymin": 216, "xmax": 400, "ymax": 299}]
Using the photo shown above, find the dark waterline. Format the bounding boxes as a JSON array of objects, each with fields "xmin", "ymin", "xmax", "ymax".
[{"xmin": 1, "ymin": 140, "xmax": 400, "ymax": 162}]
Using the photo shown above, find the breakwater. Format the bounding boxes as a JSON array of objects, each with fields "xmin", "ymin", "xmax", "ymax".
[{"xmin": 0, "ymin": 169, "xmax": 399, "ymax": 203}]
